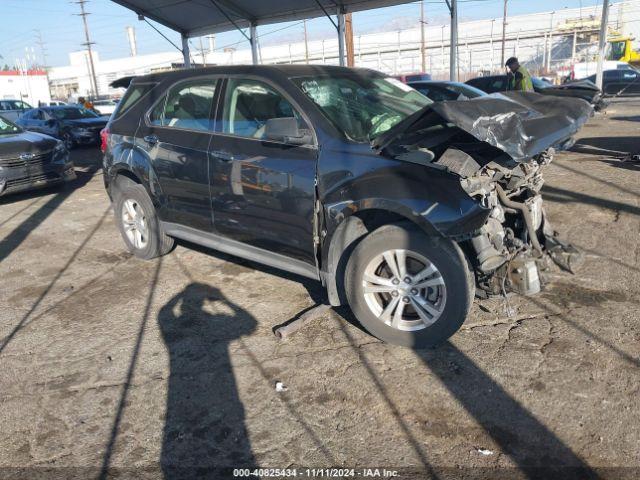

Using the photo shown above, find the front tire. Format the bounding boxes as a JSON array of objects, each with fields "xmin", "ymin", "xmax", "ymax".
[
  {"xmin": 345, "ymin": 223, "xmax": 474, "ymax": 348},
  {"xmin": 62, "ymin": 132, "xmax": 75, "ymax": 150},
  {"xmin": 114, "ymin": 184, "xmax": 174, "ymax": 260}
]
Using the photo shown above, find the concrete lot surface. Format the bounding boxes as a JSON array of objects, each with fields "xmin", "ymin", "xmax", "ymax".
[{"xmin": 1, "ymin": 99, "xmax": 639, "ymax": 480}]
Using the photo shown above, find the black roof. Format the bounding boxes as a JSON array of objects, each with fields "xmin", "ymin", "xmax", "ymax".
[
  {"xmin": 133, "ymin": 64, "xmax": 383, "ymax": 84},
  {"xmin": 110, "ymin": 0, "xmax": 419, "ymax": 38}
]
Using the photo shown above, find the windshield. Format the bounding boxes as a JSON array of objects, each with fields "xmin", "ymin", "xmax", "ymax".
[
  {"xmin": 0, "ymin": 116, "xmax": 22, "ymax": 134},
  {"xmin": 293, "ymin": 75, "xmax": 432, "ymax": 142},
  {"xmin": 446, "ymin": 83, "xmax": 486, "ymax": 98},
  {"xmin": 49, "ymin": 107, "xmax": 99, "ymax": 120}
]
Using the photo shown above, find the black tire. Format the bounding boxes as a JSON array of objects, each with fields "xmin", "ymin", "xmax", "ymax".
[
  {"xmin": 62, "ymin": 132, "xmax": 75, "ymax": 150},
  {"xmin": 114, "ymin": 183, "xmax": 174, "ymax": 260},
  {"xmin": 345, "ymin": 223, "xmax": 474, "ymax": 348}
]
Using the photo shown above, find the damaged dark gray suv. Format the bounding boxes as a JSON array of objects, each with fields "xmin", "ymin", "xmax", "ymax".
[{"xmin": 102, "ymin": 65, "xmax": 591, "ymax": 347}]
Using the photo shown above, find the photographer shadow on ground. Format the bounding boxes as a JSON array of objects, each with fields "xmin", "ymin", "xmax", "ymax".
[{"xmin": 158, "ymin": 282, "xmax": 257, "ymax": 478}]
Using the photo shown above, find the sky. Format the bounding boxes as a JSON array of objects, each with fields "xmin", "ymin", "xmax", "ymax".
[{"xmin": 0, "ymin": 0, "xmax": 606, "ymax": 68}]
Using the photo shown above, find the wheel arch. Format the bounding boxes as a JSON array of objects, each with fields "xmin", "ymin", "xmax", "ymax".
[
  {"xmin": 321, "ymin": 205, "xmax": 444, "ymax": 306},
  {"xmin": 106, "ymin": 147, "xmax": 163, "ymax": 208}
]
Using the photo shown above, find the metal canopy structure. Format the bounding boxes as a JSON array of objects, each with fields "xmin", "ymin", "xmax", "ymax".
[{"xmin": 110, "ymin": 0, "xmax": 459, "ymax": 79}]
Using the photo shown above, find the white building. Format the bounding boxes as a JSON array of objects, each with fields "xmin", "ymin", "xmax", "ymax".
[
  {"xmin": 0, "ymin": 70, "xmax": 52, "ymax": 106},
  {"xmin": 48, "ymin": 0, "xmax": 640, "ymax": 97}
]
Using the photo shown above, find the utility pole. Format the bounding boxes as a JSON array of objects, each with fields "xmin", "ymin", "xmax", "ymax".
[
  {"xmin": 345, "ymin": 13, "xmax": 355, "ymax": 67},
  {"xmin": 74, "ymin": 0, "xmax": 99, "ymax": 98},
  {"xmin": 420, "ymin": 1, "xmax": 426, "ymax": 73},
  {"xmin": 34, "ymin": 30, "xmax": 51, "ymax": 102},
  {"xmin": 595, "ymin": 0, "xmax": 610, "ymax": 90},
  {"xmin": 303, "ymin": 20, "xmax": 310, "ymax": 64},
  {"xmin": 199, "ymin": 36, "xmax": 206, "ymax": 66},
  {"xmin": 547, "ymin": 11, "xmax": 555, "ymax": 71},
  {"xmin": 34, "ymin": 30, "xmax": 48, "ymax": 68},
  {"xmin": 501, "ymin": 0, "xmax": 508, "ymax": 68},
  {"xmin": 449, "ymin": 0, "xmax": 458, "ymax": 81}
]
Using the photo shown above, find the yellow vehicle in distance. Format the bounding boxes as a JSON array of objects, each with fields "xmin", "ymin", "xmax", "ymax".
[{"xmin": 607, "ymin": 35, "xmax": 640, "ymax": 66}]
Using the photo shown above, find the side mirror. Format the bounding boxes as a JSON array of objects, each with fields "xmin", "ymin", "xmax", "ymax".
[
  {"xmin": 45, "ymin": 119, "xmax": 57, "ymax": 127},
  {"xmin": 264, "ymin": 117, "xmax": 312, "ymax": 146}
]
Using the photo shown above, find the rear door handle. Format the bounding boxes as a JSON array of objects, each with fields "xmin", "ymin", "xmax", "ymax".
[
  {"xmin": 143, "ymin": 134, "xmax": 159, "ymax": 145},
  {"xmin": 211, "ymin": 150, "xmax": 235, "ymax": 162}
]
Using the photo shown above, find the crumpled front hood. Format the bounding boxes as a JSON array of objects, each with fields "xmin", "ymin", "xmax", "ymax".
[
  {"xmin": 374, "ymin": 91, "xmax": 593, "ymax": 162},
  {"xmin": 0, "ymin": 131, "xmax": 58, "ymax": 157}
]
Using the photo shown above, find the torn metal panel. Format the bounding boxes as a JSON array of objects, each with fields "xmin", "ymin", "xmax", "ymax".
[{"xmin": 429, "ymin": 92, "xmax": 593, "ymax": 161}]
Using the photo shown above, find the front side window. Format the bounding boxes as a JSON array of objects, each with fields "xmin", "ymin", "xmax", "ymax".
[
  {"xmin": 150, "ymin": 80, "xmax": 216, "ymax": 131},
  {"xmin": 293, "ymin": 75, "xmax": 431, "ymax": 142},
  {"xmin": 221, "ymin": 78, "xmax": 305, "ymax": 139}
]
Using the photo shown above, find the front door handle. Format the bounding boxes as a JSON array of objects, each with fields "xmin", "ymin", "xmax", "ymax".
[
  {"xmin": 143, "ymin": 134, "xmax": 159, "ymax": 145},
  {"xmin": 211, "ymin": 150, "xmax": 235, "ymax": 162}
]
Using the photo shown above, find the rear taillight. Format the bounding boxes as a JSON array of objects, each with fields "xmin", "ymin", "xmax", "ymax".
[{"xmin": 100, "ymin": 127, "xmax": 109, "ymax": 153}]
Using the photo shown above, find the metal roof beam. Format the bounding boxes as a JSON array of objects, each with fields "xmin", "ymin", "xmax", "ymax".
[
  {"xmin": 211, "ymin": 0, "xmax": 255, "ymax": 22},
  {"xmin": 110, "ymin": 0, "xmax": 186, "ymax": 33}
]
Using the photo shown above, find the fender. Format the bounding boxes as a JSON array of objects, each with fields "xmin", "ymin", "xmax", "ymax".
[
  {"xmin": 104, "ymin": 137, "xmax": 166, "ymax": 214},
  {"xmin": 318, "ymin": 159, "xmax": 491, "ymax": 305}
]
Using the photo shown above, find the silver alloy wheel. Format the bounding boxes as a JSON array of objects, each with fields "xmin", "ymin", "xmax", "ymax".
[
  {"xmin": 121, "ymin": 199, "xmax": 149, "ymax": 250},
  {"xmin": 362, "ymin": 249, "xmax": 447, "ymax": 331}
]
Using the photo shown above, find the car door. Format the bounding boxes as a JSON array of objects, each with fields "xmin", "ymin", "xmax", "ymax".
[
  {"xmin": 40, "ymin": 110, "xmax": 59, "ymax": 137},
  {"xmin": 620, "ymin": 70, "xmax": 640, "ymax": 95},
  {"xmin": 30, "ymin": 109, "xmax": 50, "ymax": 133},
  {"xmin": 209, "ymin": 77, "xmax": 318, "ymax": 265},
  {"xmin": 137, "ymin": 77, "xmax": 219, "ymax": 232},
  {"xmin": 15, "ymin": 109, "xmax": 34, "ymax": 129}
]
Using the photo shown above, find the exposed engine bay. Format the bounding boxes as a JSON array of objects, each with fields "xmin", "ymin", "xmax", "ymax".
[
  {"xmin": 404, "ymin": 142, "xmax": 583, "ymax": 297},
  {"xmin": 441, "ymin": 146, "xmax": 581, "ymax": 297},
  {"xmin": 375, "ymin": 92, "xmax": 593, "ymax": 297}
]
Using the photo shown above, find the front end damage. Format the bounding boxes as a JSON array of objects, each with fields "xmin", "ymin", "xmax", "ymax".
[
  {"xmin": 375, "ymin": 91, "xmax": 592, "ymax": 297},
  {"xmin": 451, "ymin": 148, "xmax": 581, "ymax": 297}
]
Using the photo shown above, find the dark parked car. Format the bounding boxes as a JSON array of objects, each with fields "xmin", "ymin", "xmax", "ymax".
[
  {"xmin": 408, "ymin": 80, "xmax": 486, "ymax": 101},
  {"xmin": 466, "ymin": 74, "xmax": 605, "ymax": 108},
  {"xmin": 394, "ymin": 73, "xmax": 432, "ymax": 83},
  {"xmin": 102, "ymin": 65, "xmax": 591, "ymax": 347},
  {"xmin": 0, "ymin": 115, "xmax": 74, "ymax": 197},
  {"xmin": 16, "ymin": 106, "xmax": 108, "ymax": 149},
  {"xmin": 581, "ymin": 69, "xmax": 640, "ymax": 96}
]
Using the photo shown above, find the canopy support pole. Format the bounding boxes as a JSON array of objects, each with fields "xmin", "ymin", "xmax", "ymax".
[
  {"xmin": 250, "ymin": 23, "xmax": 259, "ymax": 64},
  {"xmin": 595, "ymin": 0, "xmax": 609, "ymax": 90},
  {"xmin": 181, "ymin": 33, "xmax": 191, "ymax": 68},
  {"xmin": 446, "ymin": 0, "xmax": 458, "ymax": 81},
  {"xmin": 337, "ymin": 7, "xmax": 346, "ymax": 66}
]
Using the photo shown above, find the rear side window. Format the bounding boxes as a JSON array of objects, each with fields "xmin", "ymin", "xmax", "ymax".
[
  {"xmin": 149, "ymin": 80, "xmax": 217, "ymax": 131},
  {"xmin": 113, "ymin": 83, "xmax": 154, "ymax": 119}
]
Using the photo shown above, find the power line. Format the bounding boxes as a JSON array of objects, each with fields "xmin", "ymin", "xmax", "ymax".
[
  {"xmin": 73, "ymin": 0, "xmax": 99, "ymax": 98},
  {"xmin": 34, "ymin": 30, "xmax": 48, "ymax": 68}
]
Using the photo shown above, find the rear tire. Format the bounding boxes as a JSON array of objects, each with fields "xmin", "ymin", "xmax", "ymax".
[
  {"xmin": 345, "ymin": 223, "xmax": 474, "ymax": 348},
  {"xmin": 114, "ymin": 184, "xmax": 174, "ymax": 260}
]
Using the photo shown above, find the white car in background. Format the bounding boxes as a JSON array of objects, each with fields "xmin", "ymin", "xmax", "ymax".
[{"xmin": 92, "ymin": 99, "xmax": 118, "ymax": 116}]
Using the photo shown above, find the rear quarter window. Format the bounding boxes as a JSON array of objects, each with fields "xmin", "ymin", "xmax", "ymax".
[{"xmin": 113, "ymin": 83, "xmax": 155, "ymax": 119}]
